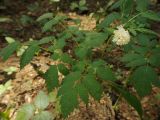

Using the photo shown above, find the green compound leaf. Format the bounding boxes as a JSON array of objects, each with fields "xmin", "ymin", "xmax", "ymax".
[
  {"xmin": 137, "ymin": 34, "xmax": 151, "ymax": 47},
  {"xmin": 91, "ymin": 59, "xmax": 106, "ymax": 68},
  {"xmin": 120, "ymin": 90, "xmax": 142, "ymax": 118},
  {"xmin": 0, "ymin": 41, "xmax": 20, "ymax": 61},
  {"xmin": 43, "ymin": 65, "xmax": 59, "ymax": 92},
  {"xmin": 36, "ymin": 13, "xmax": 54, "ymax": 22},
  {"xmin": 149, "ymin": 54, "xmax": 160, "ymax": 67},
  {"xmin": 136, "ymin": 0, "xmax": 149, "ymax": 12},
  {"xmin": 76, "ymin": 83, "xmax": 89, "ymax": 104},
  {"xmin": 130, "ymin": 66, "xmax": 159, "ymax": 97},
  {"xmin": 60, "ymin": 90, "xmax": 78, "ymax": 118},
  {"xmin": 42, "ymin": 19, "xmax": 57, "ymax": 32},
  {"xmin": 135, "ymin": 28, "xmax": 159, "ymax": 36},
  {"xmin": 82, "ymin": 74, "xmax": 103, "ymax": 100},
  {"xmin": 60, "ymin": 53, "xmax": 73, "ymax": 64},
  {"xmin": 121, "ymin": 53, "xmax": 147, "ymax": 67},
  {"xmin": 42, "ymin": 15, "xmax": 67, "ymax": 32},
  {"xmin": 32, "ymin": 111, "xmax": 53, "ymax": 120},
  {"xmin": 20, "ymin": 44, "xmax": 40, "ymax": 69},
  {"xmin": 126, "ymin": 58, "xmax": 147, "ymax": 67},
  {"xmin": 16, "ymin": 104, "xmax": 35, "ymax": 120},
  {"xmin": 34, "ymin": 91, "xmax": 49, "ymax": 110},
  {"xmin": 38, "ymin": 36, "xmax": 55, "ymax": 45},
  {"xmin": 75, "ymin": 32, "xmax": 107, "ymax": 59},
  {"xmin": 53, "ymin": 39, "xmax": 66, "ymax": 49},
  {"xmin": 132, "ymin": 46, "xmax": 149, "ymax": 55},
  {"xmin": 121, "ymin": 0, "xmax": 134, "ymax": 16},
  {"xmin": 109, "ymin": 0, "xmax": 122, "ymax": 10},
  {"xmin": 121, "ymin": 53, "xmax": 142, "ymax": 62},
  {"xmin": 97, "ymin": 66, "xmax": 116, "ymax": 81},
  {"xmin": 58, "ymin": 72, "xmax": 81, "ymax": 117},
  {"xmin": 84, "ymin": 32, "xmax": 108, "ymax": 48},
  {"xmin": 79, "ymin": 0, "xmax": 86, "ymax": 6},
  {"xmin": 72, "ymin": 61, "xmax": 86, "ymax": 72},
  {"xmin": 57, "ymin": 64, "xmax": 69, "ymax": 75},
  {"xmin": 51, "ymin": 52, "xmax": 73, "ymax": 64},
  {"xmin": 97, "ymin": 12, "xmax": 120, "ymax": 30},
  {"xmin": 75, "ymin": 47, "xmax": 90, "ymax": 59},
  {"xmin": 58, "ymin": 72, "xmax": 81, "ymax": 96},
  {"xmin": 141, "ymin": 10, "xmax": 160, "ymax": 22},
  {"xmin": 112, "ymin": 83, "xmax": 143, "ymax": 117}
]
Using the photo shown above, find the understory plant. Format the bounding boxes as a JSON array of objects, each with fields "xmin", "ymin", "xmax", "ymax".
[
  {"xmin": 70, "ymin": 0, "xmax": 88, "ymax": 13},
  {"xmin": 0, "ymin": 0, "xmax": 160, "ymax": 119},
  {"xmin": 16, "ymin": 91, "xmax": 60, "ymax": 120}
]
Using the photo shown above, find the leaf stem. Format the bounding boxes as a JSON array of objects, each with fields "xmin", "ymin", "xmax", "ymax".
[{"xmin": 113, "ymin": 94, "xmax": 121, "ymax": 109}]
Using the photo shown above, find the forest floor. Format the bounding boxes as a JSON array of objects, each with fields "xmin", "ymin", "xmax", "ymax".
[{"xmin": 0, "ymin": 0, "xmax": 160, "ymax": 120}]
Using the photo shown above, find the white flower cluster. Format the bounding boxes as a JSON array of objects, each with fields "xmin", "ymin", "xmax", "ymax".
[{"xmin": 112, "ymin": 25, "xmax": 130, "ymax": 46}]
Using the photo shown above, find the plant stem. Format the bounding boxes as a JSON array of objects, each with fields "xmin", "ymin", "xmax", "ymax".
[
  {"xmin": 106, "ymin": 35, "xmax": 112, "ymax": 47},
  {"xmin": 113, "ymin": 94, "xmax": 121, "ymax": 109}
]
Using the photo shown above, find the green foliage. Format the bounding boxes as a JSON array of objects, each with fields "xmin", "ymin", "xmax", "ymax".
[
  {"xmin": 43, "ymin": 65, "xmax": 59, "ymax": 92},
  {"xmin": 32, "ymin": 111, "xmax": 52, "ymax": 120},
  {"xmin": 121, "ymin": 0, "xmax": 134, "ymax": 16},
  {"xmin": 1, "ymin": 0, "xmax": 160, "ymax": 119},
  {"xmin": 42, "ymin": 15, "xmax": 67, "ymax": 32},
  {"xmin": 20, "ymin": 15, "xmax": 33, "ymax": 26},
  {"xmin": 16, "ymin": 104, "xmax": 35, "ymax": 120},
  {"xmin": 0, "ymin": 41, "xmax": 20, "ymax": 61},
  {"xmin": 121, "ymin": 53, "xmax": 147, "ymax": 67},
  {"xmin": 60, "ymin": 90, "xmax": 78, "ymax": 118},
  {"xmin": 27, "ymin": 2, "xmax": 39, "ymax": 12},
  {"xmin": 114, "ymin": 84, "xmax": 143, "ymax": 117},
  {"xmin": 97, "ymin": 66, "xmax": 116, "ymax": 81},
  {"xmin": 70, "ymin": 0, "xmax": 88, "ymax": 12},
  {"xmin": 16, "ymin": 91, "xmax": 54, "ymax": 120},
  {"xmin": 0, "ymin": 111, "xmax": 10, "ymax": 120},
  {"xmin": 5, "ymin": 37, "xmax": 15, "ymax": 43},
  {"xmin": 20, "ymin": 43, "xmax": 40, "ymax": 69},
  {"xmin": 36, "ymin": 13, "xmax": 54, "ymax": 22},
  {"xmin": 82, "ymin": 74, "xmax": 103, "ymax": 100},
  {"xmin": 34, "ymin": 91, "xmax": 49, "ymax": 110},
  {"xmin": 17, "ymin": 45, "xmax": 28, "ymax": 56},
  {"xmin": 57, "ymin": 64, "xmax": 69, "ymax": 75},
  {"xmin": 58, "ymin": 72, "xmax": 80, "ymax": 117},
  {"xmin": 57, "ymin": 70, "xmax": 103, "ymax": 117},
  {"xmin": 97, "ymin": 12, "xmax": 120, "ymax": 30},
  {"xmin": 122, "ymin": 34, "xmax": 160, "ymax": 68},
  {"xmin": 136, "ymin": 0, "xmax": 149, "ymax": 12},
  {"xmin": 0, "ymin": 81, "xmax": 12, "ymax": 96},
  {"xmin": 58, "ymin": 72, "xmax": 81, "ymax": 96},
  {"xmin": 4, "ymin": 66, "xmax": 17, "ymax": 75},
  {"xmin": 130, "ymin": 66, "xmax": 159, "ymax": 97},
  {"xmin": 141, "ymin": 10, "xmax": 160, "ymax": 21},
  {"xmin": 84, "ymin": 32, "xmax": 108, "ymax": 47},
  {"xmin": 38, "ymin": 36, "xmax": 55, "ymax": 45},
  {"xmin": 76, "ymin": 83, "xmax": 89, "ymax": 104}
]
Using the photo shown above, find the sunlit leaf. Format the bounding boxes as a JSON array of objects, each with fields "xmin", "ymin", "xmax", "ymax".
[
  {"xmin": 33, "ymin": 111, "xmax": 53, "ymax": 120},
  {"xmin": 34, "ymin": 91, "xmax": 49, "ymax": 110},
  {"xmin": 16, "ymin": 104, "xmax": 35, "ymax": 120},
  {"xmin": 20, "ymin": 44, "xmax": 40, "ymax": 69},
  {"xmin": 0, "ymin": 41, "xmax": 20, "ymax": 61}
]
